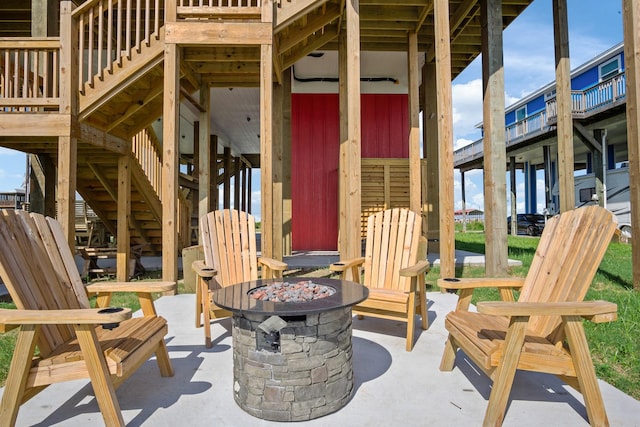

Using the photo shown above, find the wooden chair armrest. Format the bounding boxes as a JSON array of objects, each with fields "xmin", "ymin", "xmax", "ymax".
[
  {"xmin": 438, "ymin": 277, "xmax": 525, "ymax": 290},
  {"xmin": 329, "ymin": 257, "xmax": 365, "ymax": 272},
  {"xmin": 86, "ymin": 281, "xmax": 176, "ymax": 294},
  {"xmin": 330, "ymin": 257, "xmax": 366, "ymax": 282},
  {"xmin": 0, "ymin": 307, "xmax": 132, "ymax": 325},
  {"xmin": 400, "ymin": 260, "xmax": 430, "ymax": 277},
  {"xmin": 192, "ymin": 260, "xmax": 217, "ymax": 279},
  {"xmin": 258, "ymin": 257, "xmax": 288, "ymax": 272},
  {"xmin": 477, "ymin": 300, "xmax": 618, "ymax": 322}
]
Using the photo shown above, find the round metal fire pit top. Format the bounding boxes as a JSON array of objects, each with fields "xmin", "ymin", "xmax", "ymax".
[{"xmin": 213, "ymin": 277, "xmax": 368, "ymax": 316}]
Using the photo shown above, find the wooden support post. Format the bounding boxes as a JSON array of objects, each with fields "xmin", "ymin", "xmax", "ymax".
[
  {"xmin": 273, "ymin": 79, "xmax": 284, "ymax": 261},
  {"xmin": 247, "ymin": 167, "xmax": 252, "ymax": 214},
  {"xmin": 482, "ymin": 0, "xmax": 508, "ymax": 276},
  {"xmin": 423, "ymin": 61, "xmax": 440, "ymax": 254},
  {"xmin": 623, "ymin": 0, "xmax": 640, "ymax": 290},
  {"xmin": 593, "ymin": 129, "xmax": 606, "ymax": 207},
  {"xmin": 241, "ymin": 164, "xmax": 247, "ymax": 212},
  {"xmin": 117, "ymin": 155, "xmax": 131, "ymax": 282},
  {"xmin": 510, "ymin": 157, "xmax": 517, "ymax": 235},
  {"xmin": 223, "ymin": 147, "xmax": 231, "ymax": 209},
  {"xmin": 199, "ymin": 84, "xmax": 211, "ymax": 223},
  {"xmin": 234, "ymin": 157, "xmax": 241, "ymax": 210},
  {"xmin": 408, "ymin": 31, "xmax": 421, "ymax": 214},
  {"xmin": 543, "ymin": 145, "xmax": 554, "ymax": 211},
  {"xmin": 162, "ymin": 42, "xmax": 180, "ymax": 282},
  {"xmin": 338, "ymin": 0, "xmax": 362, "ymax": 261},
  {"xmin": 461, "ymin": 171, "xmax": 467, "ymax": 233},
  {"xmin": 210, "ymin": 135, "xmax": 218, "ymax": 211},
  {"xmin": 553, "ymin": 0, "xmax": 575, "ymax": 212},
  {"xmin": 283, "ymin": 68, "xmax": 293, "ymax": 256},
  {"xmin": 434, "ymin": 0, "xmax": 454, "ymax": 278},
  {"xmin": 260, "ymin": 0, "xmax": 275, "ymax": 259},
  {"xmin": 58, "ymin": 1, "xmax": 78, "ymax": 249}
]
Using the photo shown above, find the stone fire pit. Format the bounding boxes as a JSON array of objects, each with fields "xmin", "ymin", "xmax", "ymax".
[{"xmin": 213, "ymin": 278, "xmax": 368, "ymax": 421}]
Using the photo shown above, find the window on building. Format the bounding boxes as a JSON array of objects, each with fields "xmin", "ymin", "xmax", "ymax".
[
  {"xmin": 579, "ymin": 187, "xmax": 596, "ymax": 203},
  {"xmin": 599, "ymin": 56, "xmax": 621, "ymax": 81},
  {"xmin": 515, "ymin": 106, "xmax": 526, "ymax": 122},
  {"xmin": 544, "ymin": 89, "xmax": 556, "ymax": 101}
]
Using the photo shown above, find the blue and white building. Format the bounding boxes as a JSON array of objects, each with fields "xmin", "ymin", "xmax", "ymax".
[{"xmin": 454, "ymin": 42, "xmax": 630, "ymax": 235}]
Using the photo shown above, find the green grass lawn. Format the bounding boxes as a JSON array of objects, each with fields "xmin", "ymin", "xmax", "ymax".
[{"xmin": 426, "ymin": 232, "xmax": 639, "ymax": 400}]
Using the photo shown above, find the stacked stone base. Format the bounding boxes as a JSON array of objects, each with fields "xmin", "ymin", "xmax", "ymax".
[{"xmin": 232, "ymin": 307, "xmax": 353, "ymax": 421}]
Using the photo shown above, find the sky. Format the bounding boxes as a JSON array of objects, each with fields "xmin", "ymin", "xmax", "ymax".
[
  {"xmin": 450, "ymin": 0, "xmax": 624, "ymax": 214},
  {"xmin": 0, "ymin": 0, "xmax": 625, "ymax": 219}
]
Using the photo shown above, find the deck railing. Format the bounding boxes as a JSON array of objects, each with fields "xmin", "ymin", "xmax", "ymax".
[
  {"xmin": 0, "ymin": 38, "xmax": 61, "ymax": 112},
  {"xmin": 455, "ymin": 72, "xmax": 627, "ymax": 166},
  {"xmin": 132, "ymin": 128, "xmax": 162, "ymax": 197},
  {"xmin": 73, "ymin": 0, "xmax": 163, "ymax": 94}
]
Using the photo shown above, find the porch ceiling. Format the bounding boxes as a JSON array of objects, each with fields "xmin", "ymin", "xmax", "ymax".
[{"xmin": 192, "ymin": 0, "xmax": 534, "ymax": 162}]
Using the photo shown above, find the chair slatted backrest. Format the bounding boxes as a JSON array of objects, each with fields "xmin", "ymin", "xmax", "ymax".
[
  {"xmin": 0, "ymin": 210, "xmax": 90, "ymax": 357},
  {"xmin": 363, "ymin": 208, "xmax": 422, "ymax": 292},
  {"xmin": 519, "ymin": 206, "xmax": 617, "ymax": 338},
  {"xmin": 200, "ymin": 209, "xmax": 259, "ymax": 288}
]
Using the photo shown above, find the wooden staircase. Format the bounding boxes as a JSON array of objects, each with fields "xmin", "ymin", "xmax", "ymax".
[{"xmin": 0, "ymin": 0, "xmax": 333, "ymax": 259}]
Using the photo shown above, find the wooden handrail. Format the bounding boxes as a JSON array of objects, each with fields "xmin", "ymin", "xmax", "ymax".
[
  {"xmin": 75, "ymin": 0, "xmax": 163, "ymax": 94},
  {"xmin": 0, "ymin": 38, "xmax": 61, "ymax": 111}
]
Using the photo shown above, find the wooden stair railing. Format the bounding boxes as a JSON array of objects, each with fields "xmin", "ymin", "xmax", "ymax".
[
  {"xmin": 73, "ymin": 0, "xmax": 163, "ymax": 95},
  {"xmin": 0, "ymin": 39, "xmax": 61, "ymax": 112}
]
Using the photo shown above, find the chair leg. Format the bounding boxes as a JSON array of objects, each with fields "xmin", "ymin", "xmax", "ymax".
[
  {"xmin": 195, "ymin": 278, "xmax": 204, "ymax": 328},
  {"xmin": 564, "ymin": 317, "xmax": 609, "ymax": 426},
  {"xmin": 204, "ymin": 291, "xmax": 213, "ymax": 348},
  {"xmin": 154, "ymin": 340, "xmax": 175, "ymax": 377},
  {"xmin": 440, "ymin": 334, "xmax": 458, "ymax": 371},
  {"xmin": 483, "ymin": 316, "xmax": 528, "ymax": 427},
  {"xmin": 419, "ymin": 287, "xmax": 428, "ymax": 330},
  {"xmin": 74, "ymin": 325, "xmax": 125, "ymax": 427},
  {"xmin": 406, "ymin": 293, "xmax": 417, "ymax": 351},
  {"xmin": 0, "ymin": 325, "xmax": 39, "ymax": 427}
]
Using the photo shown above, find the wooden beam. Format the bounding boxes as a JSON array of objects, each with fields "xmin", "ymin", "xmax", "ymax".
[
  {"xmin": 117, "ymin": 155, "xmax": 131, "ymax": 282},
  {"xmin": 165, "ymin": 22, "xmax": 273, "ymax": 45},
  {"xmin": 408, "ymin": 31, "xmax": 421, "ymax": 214},
  {"xmin": 162, "ymin": 43, "xmax": 180, "ymax": 282},
  {"xmin": 338, "ymin": 0, "xmax": 362, "ymax": 262},
  {"xmin": 434, "ymin": 0, "xmax": 454, "ymax": 278},
  {"xmin": 273, "ymin": 78, "xmax": 283, "ymax": 261},
  {"xmin": 573, "ymin": 122, "xmax": 602, "ymax": 153},
  {"xmin": 423, "ymin": 61, "xmax": 439, "ymax": 254},
  {"xmin": 260, "ymin": 0, "xmax": 275, "ymax": 259},
  {"xmin": 482, "ymin": 0, "xmax": 508, "ymax": 276},
  {"xmin": 282, "ymin": 68, "xmax": 293, "ymax": 256},
  {"xmin": 274, "ymin": 0, "xmax": 331, "ymax": 31},
  {"xmin": 198, "ymin": 85, "xmax": 211, "ymax": 225},
  {"xmin": 623, "ymin": 0, "xmax": 640, "ymax": 290},
  {"xmin": 223, "ymin": 147, "xmax": 232, "ymax": 208},
  {"xmin": 510, "ymin": 157, "xmax": 517, "ymax": 235},
  {"xmin": 553, "ymin": 0, "xmax": 575, "ymax": 212},
  {"xmin": 57, "ymin": 1, "xmax": 78, "ymax": 248}
]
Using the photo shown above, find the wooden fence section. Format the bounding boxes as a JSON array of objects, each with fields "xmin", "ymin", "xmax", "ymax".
[
  {"xmin": 361, "ymin": 158, "xmax": 426, "ymax": 238},
  {"xmin": 0, "ymin": 38, "xmax": 61, "ymax": 111}
]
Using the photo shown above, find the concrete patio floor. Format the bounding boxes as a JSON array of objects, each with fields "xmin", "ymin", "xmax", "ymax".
[{"xmin": 4, "ymin": 291, "xmax": 638, "ymax": 426}]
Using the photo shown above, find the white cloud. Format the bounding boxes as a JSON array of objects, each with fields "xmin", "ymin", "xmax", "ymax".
[
  {"xmin": 454, "ymin": 137, "xmax": 475, "ymax": 151},
  {"xmin": 452, "ymin": 78, "xmax": 483, "ymax": 140}
]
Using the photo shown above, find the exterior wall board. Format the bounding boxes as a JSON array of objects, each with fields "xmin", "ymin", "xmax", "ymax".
[{"xmin": 292, "ymin": 93, "xmax": 410, "ymax": 250}]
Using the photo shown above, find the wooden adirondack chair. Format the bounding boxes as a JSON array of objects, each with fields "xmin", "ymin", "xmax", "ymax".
[
  {"xmin": 193, "ymin": 209, "xmax": 287, "ymax": 348},
  {"xmin": 439, "ymin": 205, "xmax": 618, "ymax": 426},
  {"xmin": 331, "ymin": 208, "xmax": 430, "ymax": 351},
  {"xmin": 0, "ymin": 210, "xmax": 175, "ymax": 427}
]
